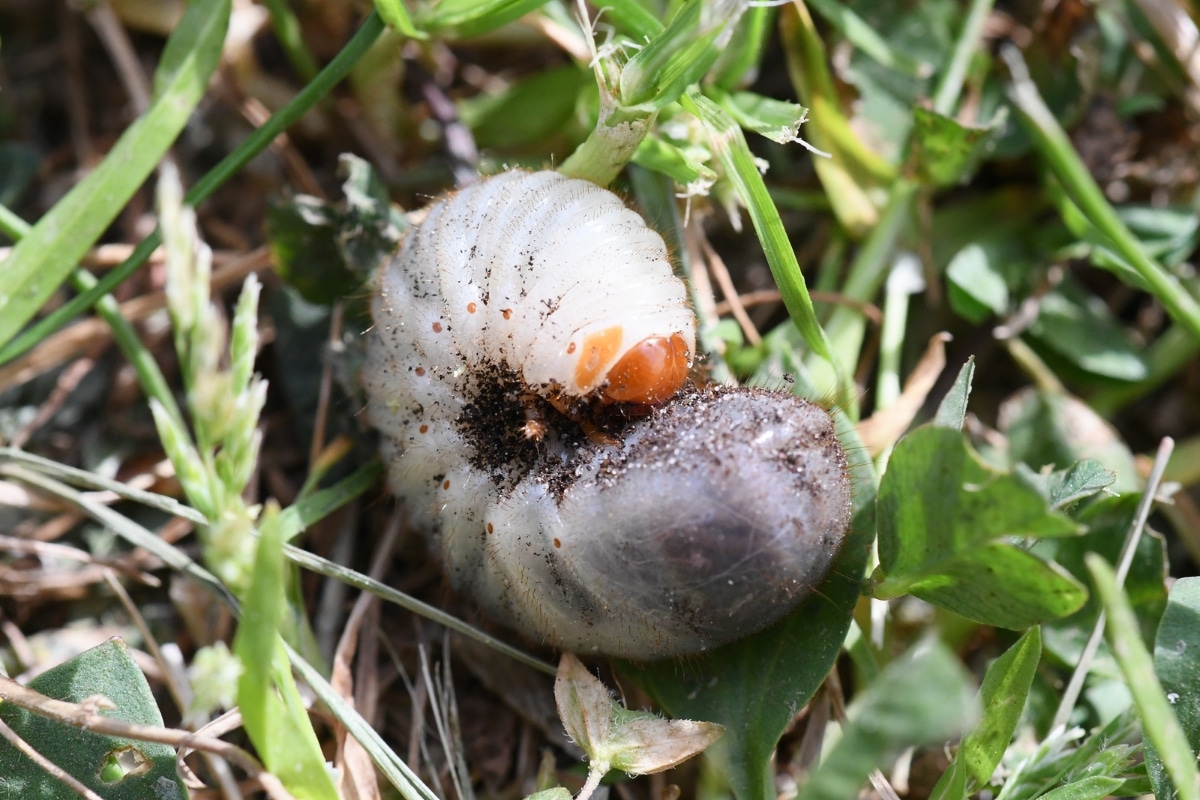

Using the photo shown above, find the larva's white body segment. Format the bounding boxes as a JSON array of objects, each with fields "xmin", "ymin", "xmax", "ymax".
[{"xmin": 364, "ymin": 170, "xmax": 851, "ymax": 659}]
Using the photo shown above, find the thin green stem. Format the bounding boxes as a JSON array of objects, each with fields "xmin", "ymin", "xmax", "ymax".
[
  {"xmin": 0, "ymin": 11, "xmax": 386, "ymax": 367},
  {"xmin": 932, "ymin": 0, "xmax": 995, "ymax": 116},
  {"xmin": 1004, "ymin": 44, "xmax": 1200, "ymax": 342}
]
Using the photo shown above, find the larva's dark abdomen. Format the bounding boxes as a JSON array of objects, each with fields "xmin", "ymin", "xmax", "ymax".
[
  {"xmin": 364, "ymin": 170, "xmax": 851, "ymax": 659},
  {"xmin": 473, "ymin": 387, "xmax": 851, "ymax": 658}
]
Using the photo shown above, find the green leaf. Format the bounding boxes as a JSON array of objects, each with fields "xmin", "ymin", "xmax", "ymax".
[
  {"xmin": 416, "ymin": 0, "xmax": 548, "ymax": 39},
  {"xmin": 909, "ymin": 106, "xmax": 1005, "ymax": 187},
  {"xmin": 1036, "ymin": 776, "xmax": 1125, "ymax": 800},
  {"xmin": 268, "ymin": 154, "xmax": 406, "ymax": 304},
  {"xmin": 946, "ymin": 243, "xmax": 1010, "ymax": 322},
  {"xmin": 873, "ymin": 426, "xmax": 1087, "ymax": 628},
  {"xmin": 993, "ymin": 711, "xmax": 1142, "ymax": 800},
  {"xmin": 796, "ymin": 641, "xmax": 977, "ymax": 800},
  {"xmin": 624, "ymin": 503, "xmax": 873, "ymax": 800},
  {"xmin": 804, "ymin": 0, "xmax": 928, "ymax": 77},
  {"xmin": 235, "ymin": 505, "xmax": 338, "ymax": 800},
  {"xmin": 1025, "ymin": 279, "xmax": 1148, "ymax": 381},
  {"xmin": 680, "ymin": 91, "xmax": 835, "ymax": 371},
  {"xmin": 1039, "ymin": 494, "xmax": 1168, "ymax": 670},
  {"xmin": 619, "ymin": 2, "xmax": 729, "ymax": 112},
  {"xmin": 267, "ymin": 197, "xmax": 361, "ymax": 304},
  {"xmin": 372, "ymin": 0, "xmax": 427, "ymax": 39},
  {"xmin": 0, "ymin": 639, "xmax": 186, "ymax": 799},
  {"xmin": 1145, "ymin": 577, "xmax": 1200, "ymax": 800},
  {"xmin": 631, "ymin": 135, "xmax": 718, "ymax": 188},
  {"xmin": 0, "ymin": 0, "xmax": 229, "ymax": 350},
  {"xmin": 934, "ymin": 357, "xmax": 974, "ymax": 430},
  {"xmin": 459, "ymin": 66, "xmax": 591, "ymax": 150},
  {"xmin": 594, "ymin": 0, "xmax": 664, "ymax": 39},
  {"xmin": 960, "ymin": 628, "xmax": 1042, "ymax": 788},
  {"xmin": 1087, "ymin": 556, "xmax": 1200, "ymax": 800},
  {"xmin": 999, "ymin": 389, "xmax": 1140, "ymax": 493},
  {"xmin": 1013, "ymin": 460, "xmax": 1115, "ymax": 510},
  {"xmin": 525, "ymin": 791, "xmax": 573, "ymax": 800},
  {"xmin": 712, "ymin": 89, "xmax": 811, "ymax": 145}
]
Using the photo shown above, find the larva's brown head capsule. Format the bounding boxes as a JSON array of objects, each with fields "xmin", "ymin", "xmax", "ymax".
[{"xmin": 601, "ymin": 333, "xmax": 692, "ymax": 405}]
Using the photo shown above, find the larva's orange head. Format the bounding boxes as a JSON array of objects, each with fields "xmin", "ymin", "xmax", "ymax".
[{"xmin": 601, "ymin": 333, "xmax": 691, "ymax": 405}]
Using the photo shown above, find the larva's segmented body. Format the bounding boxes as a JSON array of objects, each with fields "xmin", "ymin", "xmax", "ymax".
[{"xmin": 364, "ymin": 170, "xmax": 850, "ymax": 659}]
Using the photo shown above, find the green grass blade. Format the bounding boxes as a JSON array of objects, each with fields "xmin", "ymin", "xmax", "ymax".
[
  {"xmin": 0, "ymin": 11, "xmax": 386, "ymax": 367},
  {"xmin": 1003, "ymin": 45, "xmax": 1200, "ymax": 342},
  {"xmin": 372, "ymin": 0, "xmax": 426, "ymax": 39},
  {"xmin": 679, "ymin": 91, "xmax": 839, "ymax": 382},
  {"xmin": 1086, "ymin": 555, "xmax": 1200, "ymax": 800},
  {"xmin": 235, "ymin": 505, "xmax": 338, "ymax": 800},
  {"xmin": 286, "ymin": 642, "xmax": 440, "ymax": 800},
  {"xmin": 0, "ymin": 0, "xmax": 229, "ymax": 351},
  {"xmin": 282, "ymin": 543, "xmax": 555, "ymax": 677},
  {"xmin": 0, "ymin": 464, "xmax": 233, "ymax": 609}
]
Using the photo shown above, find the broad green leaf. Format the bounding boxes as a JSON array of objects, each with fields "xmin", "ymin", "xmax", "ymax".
[
  {"xmin": 0, "ymin": 0, "xmax": 229, "ymax": 350},
  {"xmin": 235, "ymin": 505, "xmax": 338, "ymax": 800},
  {"xmin": 335, "ymin": 153, "xmax": 407, "ymax": 273},
  {"xmin": 0, "ymin": 638, "xmax": 185, "ymax": 799},
  {"xmin": 873, "ymin": 426, "xmax": 1087, "ymax": 628},
  {"xmin": 1088, "ymin": 556, "xmax": 1200, "ymax": 800},
  {"xmin": 946, "ymin": 243, "xmax": 1010, "ymax": 322},
  {"xmin": 267, "ymin": 197, "xmax": 359, "ymax": 304},
  {"xmin": 1012, "ymin": 460, "xmax": 1116, "ymax": 510},
  {"xmin": 933, "ymin": 357, "xmax": 974, "ymax": 430},
  {"xmin": 631, "ymin": 135, "xmax": 718, "ymax": 188},
  {"xmin": 526, "ymin": 791, "xmax": 573, "ymax": 800},
  {"xmin": 1144, "ymin": 577, "xmax": 1200, "ymax": 800},
  {"xmin": 624, "ymin": 501, "xmax": 872, "ymax": 800},
  {"xmin": 268, "ymin": 154, "xmax": 405, "ymax": 304},
  {"xmin": 1039, "ymin": 494, "xmax": 1168, "ymax": 668},
  {"xmin": 999, "ymin": 389, "xmax": 1140, "ymax": 493},
  {"xmin": 909, "ymin": 106, "xmax": 1005, "ymax": 187},
  {"xmin": 796, "ymin": 642, "xmax": 977, "ymax": 800},
  {"xmin": 1025, "ymin": 280, "xmax": 1148, "ymax": 381}
]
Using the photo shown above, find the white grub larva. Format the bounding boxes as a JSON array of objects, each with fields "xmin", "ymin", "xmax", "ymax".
[{"xmin": 363, "ymin": 170, "xmax": 851, "ymax": 659}]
